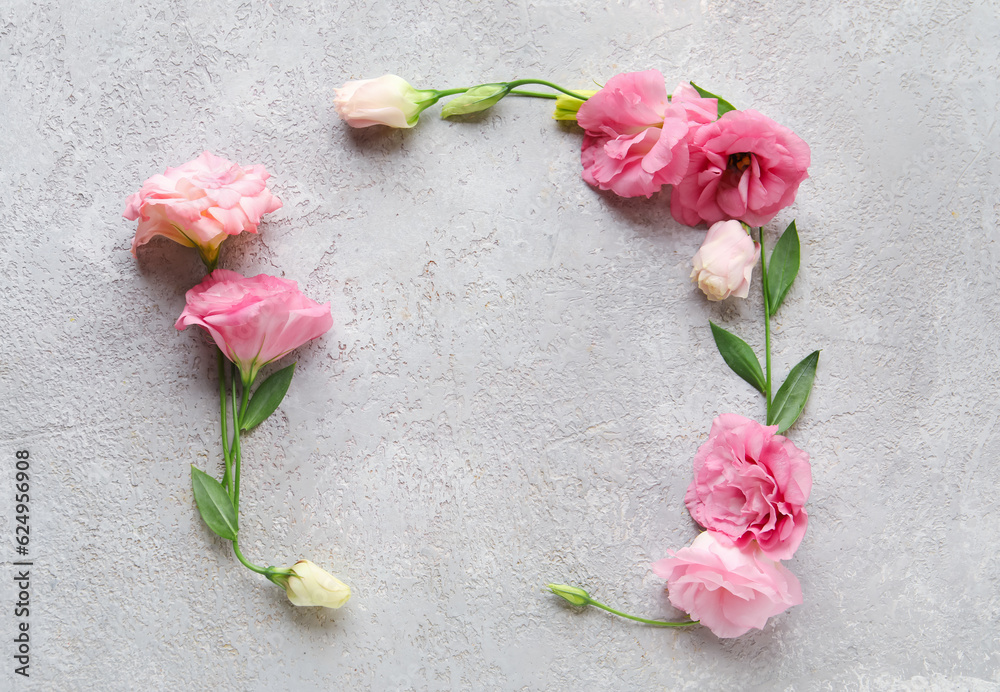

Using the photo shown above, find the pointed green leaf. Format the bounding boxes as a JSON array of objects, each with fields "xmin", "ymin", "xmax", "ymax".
[
  {"xmin": 241, "ymin": 363, "xmax": 296, "ymax": 431},
  {"xmin": 689, "ymin": 82, "xmax": 736, "ymax": 116},
  {"xmin": 441, "ymin": 84, "xmax": 510, "ymax": 118},
  {"xmin": 710, "ymin": 322, "xmax": 766, "ymax": 394},
  {"xmin": 767, "ymin": 221, "xmax": 800, "ymax": 314},
  {"xmin": 191, "ymin": 466, "xmax": 238, "ymax": 540},
  {"xmin": 768, "ymin": 351, "xmax": 820, "ymax": 433}
]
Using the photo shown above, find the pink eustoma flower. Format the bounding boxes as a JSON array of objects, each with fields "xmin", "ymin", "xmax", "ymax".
[
  {"xmin": 671, "ymin": 109, "xmax": 810, "ymax": 227},
  {"xmin": 175, "ymin": 270, "xmax": 333, "ymax": 385},
  {"xmin": 684, "ymin": 413, "xmax": 811, "ymax": 560},
  {"xmin": 652, "ymin": 531, "xmax": 802, "ymax": 638},
  {"xmin": 576, "ymin": 71, "xmax": 717, "ymax": 198},
  {"xmin": 124, "ymin": 151, "xmax": 282, "ymax": 268}
]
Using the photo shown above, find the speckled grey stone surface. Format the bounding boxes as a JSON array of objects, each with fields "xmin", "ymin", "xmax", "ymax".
[{"xmin": 1, "ymin": 0, "xmax": 998, "ymax": 689}]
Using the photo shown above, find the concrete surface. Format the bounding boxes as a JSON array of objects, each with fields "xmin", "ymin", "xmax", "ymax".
[{"xmin": 1, "ymin": 0, "xmax": 998, "ymax": 689}]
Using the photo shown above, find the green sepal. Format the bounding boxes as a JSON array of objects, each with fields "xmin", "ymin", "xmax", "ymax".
[
  {"xmin": 689, "ymin": 82, "xmax": 736, "ymax": 116},
  {"xmin": 710, "ymin": 322, "xmax": 766, "ymax": 394},
  {"xmin": 767, "ymin": 221, "xmax": 800, "ymax": 314},
  {"xmin": 241, "ymin": 363, "xmax": 296, "ymax": 431},
  {"xmin": 441, "ymin": 84, "xmax": 510, "ymax": 118},
  {"xmin": 191, "ymin": 466, "xmax": 239, "ymax": 540},
  {"xmin": 768, "ymin": 351, "xmax": 820, "ymax": 433}
]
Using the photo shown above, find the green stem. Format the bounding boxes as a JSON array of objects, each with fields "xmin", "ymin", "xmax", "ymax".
[
  {"xmin": 505, "ymin": 79, "xmax": 591, "ymax": 100},
  {"xmin": 231, "ymin": 363, "xmax": 250, "ymax": 511},
  {"xmin": 432, "ymin": 81, "xmax": 590, "ymax": 102},
  {"xmin": 509, "ymin": 89, "xmax": 558, "ymax": 99},
  {"xmin": 758, "ymin": 227, "xmax": 773, "ymax": 416},
  {"xmin": 430, "ymin": 87, "xmax": 473, "ymax": 99},
  {"xmin": 218, "ymin": 351, "xmax": 231, "ymax": 492},
  {"xmin": 588, "ymin": 599, "xmax": 699, "ymax": 628},
  {"xmin": 232, "ymin": 539, "xmax": 269, "ymax": 575}
]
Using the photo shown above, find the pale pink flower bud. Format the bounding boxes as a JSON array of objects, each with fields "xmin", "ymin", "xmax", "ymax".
[
  {"xmin": 690, "ymin": 220, "xmax": 759, "ymax": 301},
  {"xmin": 334, "ymin": 74, "xmax": 436, "ymax": 128}
]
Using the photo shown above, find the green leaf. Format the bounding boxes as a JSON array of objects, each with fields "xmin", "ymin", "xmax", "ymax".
[
  {"xmin": 710, "ymin": 322, "xmax": 766, "ymax": 394},
  {"xmin": 441, "ymin": 84, "xmax": 510, "ymax": 118},
  {"xmin": 241, "ymin": 363, "xmax": 296, "ymax": 431},
  {"xmin": 689, "ymin": 82, "xmax": 736, "ymax": 116},
  {"xmin": 190, "ymin": 466, "xmax": 238, "ymax": 540},
  {"xmin": 767, "ymin": 221, "xmax": 800, "ymax": 314},
  {"xmin": 768, "ymin": 351, "xmax": 820, "ymax": 433}
]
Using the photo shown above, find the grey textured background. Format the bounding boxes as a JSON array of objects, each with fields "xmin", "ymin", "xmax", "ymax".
[{"xmin": 1, "ymin": 0, "xmax": 998, "ymax": 689}]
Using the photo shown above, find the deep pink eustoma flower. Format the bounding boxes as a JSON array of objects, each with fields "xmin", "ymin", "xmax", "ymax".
[
  {"xmin": 577, "ymin": 71, "xmax": 717, "ymax": 198},
  {"xmin": 652, "ymin": 531, "xmax": 802, "ymax": 638},
  {"xmin": 671, "ymin": 109, "xmax": 810, "ymax": 227},
  {"xmin": 684, "ymin": 413, "xmax": 811, "ymax": 560},
  {"xmin": 176, "ymin": 270, "xmax": 333, "ymax": 385},
  {"xmin": 124, "ymin": 151, "xmax": 282, "ymax": 268}
]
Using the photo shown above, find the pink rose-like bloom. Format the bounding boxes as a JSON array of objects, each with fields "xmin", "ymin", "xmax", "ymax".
[
  {"xmin": 577, "ymin": 71, "xmax": 717, "ymax": 198},
  {"xmin": 691, "ymin": 220, "xmax": 760, "ymax": 301},
  {"xmin": 124, "ymin": 151, "xmax": 282, "ymax": 268},
  {"xmin": 671, "ymin": 109, "xmax": 810, "ymax": 227},
  {"xmin": 175, "ymin": 270, "xmax": 333, "ymax": 385},
  {"xmin": 334, "ymin": 74, "xmax": 436, "ymax": 128},
  {"xmin": 685, "ymin": 414, "xmax": 811, "ymax": 560},
  {"xmin": 652, "ymin": 531, "xmax": 802, "ymax": 638}
]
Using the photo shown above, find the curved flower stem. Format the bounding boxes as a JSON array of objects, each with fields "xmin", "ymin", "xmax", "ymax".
[
  {"xmin": 218, "ymin": 351, "xmax": 232, "ymax": 492},
  {"xmin": 509, "ymin": 89, "xmax": 558, "ymax": 99},
  {"xmin": 232, "ymin": 539, "xmax": 269, "ymax": 575},
  {"xmin": 758, "ymin": 227, "xmax": 773, "ymax": 416},
  {"xmin": 587, "ymin": 599, "xmax": 699, "ymax": 628},
  {"xmin": 505, "ymin": 79, "xmax": 591, "ymax": 100},
  {"xmin": 432, "ymin": 81, "xmax": 590, "ymax": 102}
]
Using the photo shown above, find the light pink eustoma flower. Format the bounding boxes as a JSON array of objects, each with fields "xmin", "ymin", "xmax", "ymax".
[
  {"xmin": 690, "ymin": 220, "xmax": 760, "ymax": 301},
  {"xmin": 334, "ymin": 74, "xmax": 437, "ymax": 128},
  {"xmin": 175, "ymin": 270, "xmax": 333, "ymax": 385},
  {"xmin": 124, "ymin": 152, "xmax": 282, "ymax": 269},
  {"xmin": 652, "ymin": 531, "xmax": 803, "ymax": 638},
  {"xmin": 684, "ymin": 413, "xmax": 811, "ymax": 560},
  {"xmin": 671, "ymin": 109, "xmax": 810, "ymax": 227},
  {"xmin": 576, "ymin": 71, "xmax": 717, "ymax": 198}
]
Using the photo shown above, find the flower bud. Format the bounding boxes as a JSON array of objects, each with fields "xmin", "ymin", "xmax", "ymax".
[
  {"xmin": 690, "ymin": 220, "xmax": 760, "ymax": 301},
  {"xmin": 547, "ymin": 583, "xmax": 591, "ymax": 606},
  {"xmin": 334, "ymin": 75, "xmax": 437, "ymax": 128},
  {"xmin": 552, "ymin": 90, "xmax": 597, "ymax": 121},
  {"xmin": 283, "ymin": 560, "xmax": 351, "ymax": 608},
  {"xmin": 440, "ymin": 84, "xmax": 509, "ymax": 118}
]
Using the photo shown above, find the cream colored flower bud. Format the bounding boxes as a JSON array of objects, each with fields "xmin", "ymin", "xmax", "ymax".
[
  {"xmin": 691, "ymin": 220, "xmax": 760, "ymax": 301},
  {"xmin": 284, "ymin": 560, "xmax": 351, "ymax": 609},
  {"xmin": 334, "ymin": 74, "xmax": 436, "ymax": 128}
]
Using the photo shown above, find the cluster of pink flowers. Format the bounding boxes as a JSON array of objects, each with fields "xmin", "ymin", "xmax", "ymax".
[
  {"xmin": 652, "ymin": 414, "xmax": 811, "ymax": 637},
  {"xmin": 576, "ymin": 69, "xmax": 810, "ymax": 229},
  {"xmin": 124, "ymin": 153, "xmax": 349, "ymax": 609},
  {"xmin": 125, "ymin": 152, "xmax": 332, "ymax": 371}
]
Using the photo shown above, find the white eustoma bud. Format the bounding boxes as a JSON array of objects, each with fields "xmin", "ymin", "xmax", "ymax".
[{"xmin": 284, "ymin": 560, "xmax": 351, "ymax": 609}]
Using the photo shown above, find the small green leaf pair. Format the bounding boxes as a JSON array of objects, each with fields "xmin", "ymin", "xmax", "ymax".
[
  {"xmin": 191, "ymin": 362, "xmax": 297, "ymax": 540},
  {"xmin": 709, "ymin": 222, "xmax": 817, "ymax": 434}
]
